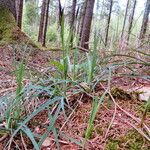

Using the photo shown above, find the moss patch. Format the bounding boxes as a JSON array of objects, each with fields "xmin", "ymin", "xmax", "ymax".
[
  {"xmin": 110, "ymin": 87, "xmax": 139, "ymax": 101},
  {"xmin": 106, "ymin": 130, "xmax": 149, "ymax": 150},
  {"xmin": 0, "ymin": 7, "xmax": 40, "ymax": 50},
  {"xmin": 0, "ymin": 7, "xmax": 16, "ymax": 42}
]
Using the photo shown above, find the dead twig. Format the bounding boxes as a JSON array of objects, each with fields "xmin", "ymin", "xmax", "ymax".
[
  {"xmin": 0, "ymin": 133, "xmax": 8, "ymax": 142},
  {"xmin": 20, "ymin": 131, "xmax": 28, "ymax": 150}
]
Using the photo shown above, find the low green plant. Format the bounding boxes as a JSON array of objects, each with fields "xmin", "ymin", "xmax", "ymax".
[
  {"xmin": 5, "ymin": 61, "xmax": 25, "ymax": 129},
  {"xmin": 86, "ymin": 31, "xmax": 99, "ymax": 83},
  {"xmin": 84, "ymin": 91, "xmax": 107, "ymax": 139}
]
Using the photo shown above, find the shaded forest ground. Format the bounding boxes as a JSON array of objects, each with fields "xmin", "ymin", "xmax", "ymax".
[{"xmin": 0, "ymin": 45, "xmax": 150, "ymax": 150}]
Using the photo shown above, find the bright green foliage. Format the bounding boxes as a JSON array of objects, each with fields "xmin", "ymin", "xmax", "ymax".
[
  {"xmin": 47, "ymin": 23, "xmax": 58, "ymax": 42},
  {"xmin": 85, "ymin": 91, "xmax": 107, "ymax": 140},
  {"xmin": 5, "ymin": 62, "xmax": 25, "ymax": 129},
  {"xmin": 23, "ymin": 1, "xmax": 39, "ymax": 39},
  {"xmin": 106, "ymin": 130, "xmax": 149, "ymax": 150},
  {"xmin": 24, "ymin": 1, "xmax": 39, "ymax": 26}
]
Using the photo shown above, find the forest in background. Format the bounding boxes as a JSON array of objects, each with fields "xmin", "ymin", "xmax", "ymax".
[
  {"xmin": 22, "ymin": 0, "xmax": 149, "ymax": 49},
  {"xmin": 0, "ymin": 0, "xmax": 150, "ymax": 149}
]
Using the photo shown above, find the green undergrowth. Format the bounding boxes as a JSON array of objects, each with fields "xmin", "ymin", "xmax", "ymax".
[{"xmin": 106, "ymin": 130, "xmax": 150, "ymax": 150}]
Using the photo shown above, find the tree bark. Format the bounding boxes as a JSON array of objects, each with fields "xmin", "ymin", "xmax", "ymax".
[
  {"xmin": 38, "ymin": 0, "xmax": 50, "ymax": 46},
  {"xmin": 42, "ymin": 0, "xmax": 50, "ymax": 47},
  {"xmin": 121, "ymin": 0, "xmax": 130, "ymax": 40},
  {"xmin": 79, "ymin": 1, "xmax": 87, "ymax": 41},
  {"xmin": 38, "ymin": 0, "xmax": 46, "ymax": 43},
  {"xmin": 104, "ymin": 0, "xmax": 113, "ymax": 47},
  {"xmin": 0, "ymin": 0, "xmax": 16, "ymax": 19},
  {"xmin": 80, "ymin": 0, "xmax": 95, "ymax": 49},
  {"xmin": 127, "ymin": 0, "xmax": 136, "ymax": 43},
  {"xmin": 69, "ymin": 0, "xmax": 77, "ymax": 47},
  {"xmin": 139, "ymin": 0, "xmax": 150, "ymax": 40},
  {"xmin": 16, "ymin": 0, "xmax": 23, "ymax": 29},
  {"xmin": 58, "ymin": 0, "xmax": 63, "ymax": 26}
]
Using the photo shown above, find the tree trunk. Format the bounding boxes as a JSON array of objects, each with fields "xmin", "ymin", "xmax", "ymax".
[
  {"xmin": 70, "ymin": 0, "xmax": 77, "ymax": 32},
  {"xmin": 58, "ymin": 0, "xmax": 63, "ymax": 26},
  {"xmin": 139, "ymin": 0, "xmax": 150, "ymax": 40},
  {"xmin": 38, "ymin": 0, "xmax": 50, "ymax": 47},
  {"xmin": 80, "ymin": 0, "xmax": 95, "ymax": 49},
  {"xmin": 127, "ymin": 0, "xmax": 136, "ymax": 43},
  {"xmin": 79, "ymin": 1, "xmax": 87, "ymax": 41},
  {"xmin": 0, "ymin": 0, "xmax": 16, "ymax": 19},
  {"xmin": 104, "ymin": 0, "xmax": 113, "ymax": 47},
  {"xmin": 69, "ymin": 0, "xmax": 77, "ymax": 47},
  {"xmin": 121, "ymin": 0, "xmax": 130, "ymax": 40},
  {"xmin": 42, "ymin": 0, "xmax": 50, "ymax": 47},
  {"xmin": 38, "ymin": 0, "xmax": 46, "ymax": 43},
  {"xmin": 16, "ymin": 0, "xmax": 23, "ymax": 29}
]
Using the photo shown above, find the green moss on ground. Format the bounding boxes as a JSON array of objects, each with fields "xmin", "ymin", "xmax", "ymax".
[
  {"xmin": 110, "ymin": 87, "xmax": 139, "ymax": 101},
  {"xmin": 106, "ymin": 130, "xmax": 149, "ymax": 150}
]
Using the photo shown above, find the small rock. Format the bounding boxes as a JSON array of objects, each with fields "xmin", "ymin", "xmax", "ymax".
[
  {"xmin": 138, "ymin": 87, "xmax": 150, "ymax": 101},
  {"xmin": 42, "ymin": 137, "xmax": 52, "ymax": 147}
]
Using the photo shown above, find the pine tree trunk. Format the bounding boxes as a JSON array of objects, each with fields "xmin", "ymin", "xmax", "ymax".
[
  {"xmin": 69, "ymin": 0, "xmax": 77, "ymax": 47},
  {"xmin": 80, "ymin": 0, "xmax": 95, "ymax": 49},
  {"xmin": 104, "ymin": 0, "xmax": 113, "ymax": 47},
  {"xmin": 38, "ymin": 0, "xmax": 50, "ymax": 46},
  {"xmin": 127, "ymin": 0, "xmax": 136, "ymax": 43},
  {"xmin": 139, "ymin": 0, "xmax": 150, "ymax": 40},
  {"xmin": 16, "ymin": 0, "xmax": 23, "ymax": 29},
  {"xmin": 42, "ymin": 0, "xmax": 50, "ymax": 47},
  {"xmin": 79, "ymin": 1, "xmax": 87, "ymax": 41},
  {"xmin": 38, "ymin": 0, "xmax": 47, "ymax": 43},
  {"xmin": 70, "ymin": 0, "xmax": 76, "ymax": 30},
  {"xmin": 58, "ymin": 0, "xmax": 63, "ymax": 26},
  {"xmin": 121, "ymin": 0, "xmax": 130, "ymax": 40}
]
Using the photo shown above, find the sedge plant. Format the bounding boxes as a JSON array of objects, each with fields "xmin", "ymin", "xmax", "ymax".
[{"xmin": 5, "ymin": 61, "xmax": 25, "ymax": 129}]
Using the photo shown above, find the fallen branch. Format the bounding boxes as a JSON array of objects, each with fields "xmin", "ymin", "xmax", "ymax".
[{"xmin": 0, "ymin": 133, "xmax": 8, "ymax": 142}]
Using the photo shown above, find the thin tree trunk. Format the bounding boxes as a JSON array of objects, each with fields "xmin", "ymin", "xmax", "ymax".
[
  {"xmin": 121, "ymin": 0, "xmax": 130, "ymax": 39},
  {"xmin": 79, "ymin": 1, "xmax": 87, "ymax": 41},
  {"xmin": 104, "ymin": 0, "xmax": 113, "ymax": 47},
  {"xmin": 127, "ymin": 0, "xmax": 136, "ymax": 43},
  {"xmin": 69, "ymin": 0, "xmax": 77, "ymax": 47},
  {"xmin": 76, "ymin": 3, "xmax": 84, "ymax": 37},
  {"xmin": 38, "ymin": 0, "xmax": 46, "ymax": 43},
  {"xmin": 70, "ymin": 0, "xmax": 76, "ymax": 30},
  {"xmin": 80, "ymin": 0, "xmax": 95, "ymax": 49},
  {"xmin": 58, "ymin": 0, "xmax": 63, "ymax": 26},
  {"xmin": 139, "ymin": 0, "xmax": 150, "ymax": 40},
  {"xmin": 16, "ymin": 0, "xmax": 23, "ymax": 29},
  {"xmin": 42, "ymin": 0, "xmax": 50, "ymax": 47}
]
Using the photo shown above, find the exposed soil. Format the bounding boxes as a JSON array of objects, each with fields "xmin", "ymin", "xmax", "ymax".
[{"xmin": 0, "ymin": 45, "xmax": 150, "ymax": 150}]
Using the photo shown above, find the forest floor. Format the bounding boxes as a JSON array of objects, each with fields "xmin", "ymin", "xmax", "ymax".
[{"xmin": 0, "ymin": 45, "xmax": 150, "ymax": 150}]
